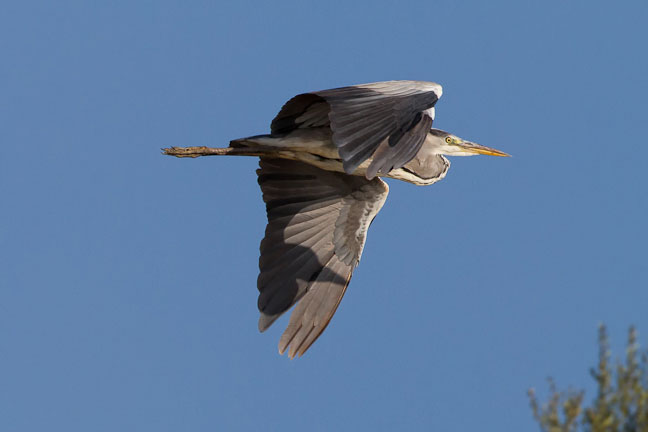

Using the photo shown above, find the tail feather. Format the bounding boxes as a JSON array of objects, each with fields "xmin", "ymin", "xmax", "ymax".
[{"xmin": 230, "ymin": 134, "xmax": 274, "ymax": 148}]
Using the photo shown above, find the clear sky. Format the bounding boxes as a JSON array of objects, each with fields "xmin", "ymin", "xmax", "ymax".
[{"xmin": 2, "ymin": 1, "xmax": 647, "ymax": 430}]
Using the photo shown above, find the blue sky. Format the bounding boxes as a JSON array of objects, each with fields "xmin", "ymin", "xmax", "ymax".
[{"xmin": 2, "ymin": 0, "xmax": 647, "ymax": 430}]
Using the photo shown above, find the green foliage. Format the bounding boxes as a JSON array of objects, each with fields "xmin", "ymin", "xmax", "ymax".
[{"xmin": 529, "ymin": 325, "xmax": 648, "ymax": 432}]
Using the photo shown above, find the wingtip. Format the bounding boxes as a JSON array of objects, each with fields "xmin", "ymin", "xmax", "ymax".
[
  {"xmin": 278, "ymin": 341, "xmax": 293, "ymax": 358},
  {"xmin": 258, "ymin": 312, "xmax": 280, "ymax": 333},
  {"xmin": 278, "ymin": 343, "xmax": 305, "ymax": 360}
]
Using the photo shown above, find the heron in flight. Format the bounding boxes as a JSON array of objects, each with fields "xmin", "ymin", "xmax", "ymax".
[{"xmin": 164, "ymin": 80, "xmax": 509, "ymax": 358}]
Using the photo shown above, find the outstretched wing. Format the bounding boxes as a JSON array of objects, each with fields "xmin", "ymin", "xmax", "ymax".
[
  {"xmin": 256, "ymin": 158, "xmax": 389, "ymax": 358},
  {"xmin": 270, "ymin": 80, "xmax": 442, "ymax": 178}
]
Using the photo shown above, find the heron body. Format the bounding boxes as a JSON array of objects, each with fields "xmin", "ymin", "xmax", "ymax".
[
  {"xmin": 231, "ymin": 128, "xmax": 453, "ymax": 185},
  {"xmin": 164, "ymin": 80, "xmax": 509, "ymax": 358}
]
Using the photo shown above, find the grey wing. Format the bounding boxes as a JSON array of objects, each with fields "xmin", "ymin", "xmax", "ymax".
[
  {"xmin": 256, "ymin": 158, "xmax": 389, "ymax": 358},
  {"xmin": 270, "ymin": 80, "xmax": 442, "ymax": 179}
]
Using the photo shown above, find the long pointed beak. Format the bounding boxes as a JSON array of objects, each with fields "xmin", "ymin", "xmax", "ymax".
[{"xmin": 460, "ymin": 141, "xmax": 511, "ymax": 157}]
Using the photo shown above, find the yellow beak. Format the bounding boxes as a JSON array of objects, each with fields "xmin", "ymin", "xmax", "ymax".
[{"xmin": 461, "ymin": 141, "xmax": 511, "ymax": 157}]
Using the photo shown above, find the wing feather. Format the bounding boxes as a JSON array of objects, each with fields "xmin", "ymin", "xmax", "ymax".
[
  {"xmin": 270, "ymin": 80, "xmax": 442, "ymax": 178},
  {"xmin": 256, "ymin": 158, "xmax": 389, "ymax": 356}
]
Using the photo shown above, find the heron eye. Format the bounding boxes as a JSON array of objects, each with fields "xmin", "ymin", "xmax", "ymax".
[{"xmin": 445, "ymin": 137, "xmax": 452, "ymax": 144}]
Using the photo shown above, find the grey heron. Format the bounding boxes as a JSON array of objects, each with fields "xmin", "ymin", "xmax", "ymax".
[{"xmin": 164, "ymin": 80, "xmax": 509, "ymax": 358}]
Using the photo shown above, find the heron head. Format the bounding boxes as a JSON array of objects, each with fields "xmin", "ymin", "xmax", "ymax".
[{"xmin": 428, "ymin": 128, "xmax": 510, "ymax": 157}]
